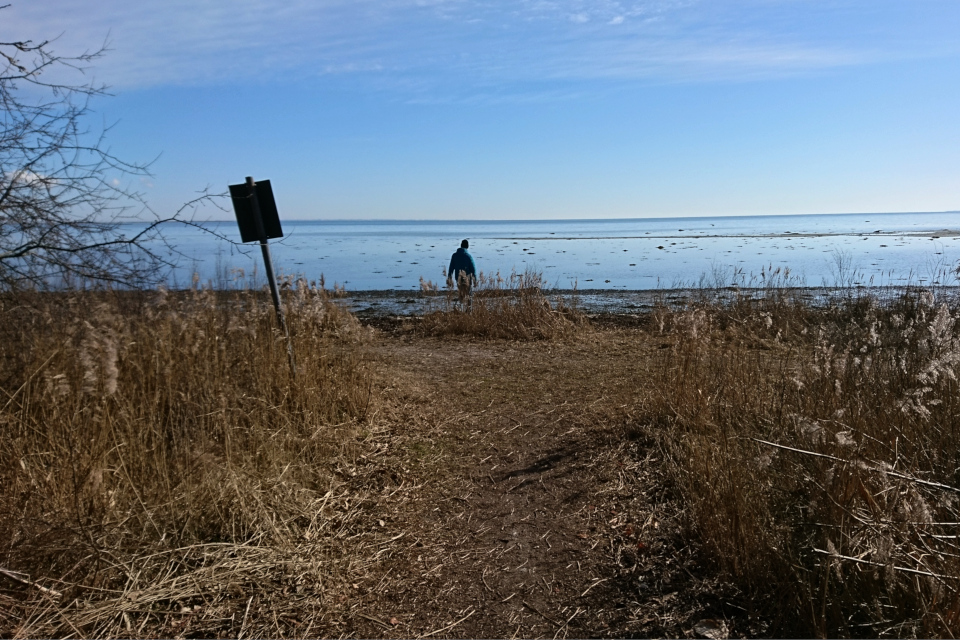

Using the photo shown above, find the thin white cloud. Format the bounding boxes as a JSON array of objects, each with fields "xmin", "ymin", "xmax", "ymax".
[
  {"xmin": 5, "ymin": 170, "xmax": 54, "ymax": 186},
  {"xmin": 3, "ymin": 0, "xmax": 957, "ymax": 91}
]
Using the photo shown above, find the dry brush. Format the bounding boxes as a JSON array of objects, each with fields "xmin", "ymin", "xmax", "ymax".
[
  {"xmin": 0, "ymin": 281, "xmax": 397, "ymax": 637},
  {"xmin": 417, "ymin": 268, "xmax": 583, "ymax": 340},
  {"xmin": 641, "ymin": 288, "xmax": 960, "ymax": 637}
]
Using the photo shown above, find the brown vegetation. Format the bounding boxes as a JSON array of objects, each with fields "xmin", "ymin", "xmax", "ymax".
[
  {"xmin": 3, "ymin": 278, "xmax": 960, "ymax": 637},
  {"xmin": 417, "ymin": 269, "xmax": 582, "ymax": 340},
  {"xmin": 647, "ymin": 287, "xmax": 960, "ymax": 636},
  {"xmin": 1, "ymin": 281, "xmax": 390, "ymax": 637}
]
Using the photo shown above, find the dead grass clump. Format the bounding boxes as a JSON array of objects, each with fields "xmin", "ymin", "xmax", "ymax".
[
  {"xmin": 0, "ymin": 279, "xmax": 395, "ymax": 637},
  {"xmin": 642, "ymin": 289, "xmax": 960, "ymax": 637},
  {"xmin": 417, "ymin": 269, "xmax": 584, "ymax": 340}
]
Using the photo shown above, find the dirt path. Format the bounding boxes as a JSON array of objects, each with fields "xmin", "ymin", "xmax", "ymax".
[{"xmin": 344, "ymin": 331, "xmax": 748, "ymax": 638}]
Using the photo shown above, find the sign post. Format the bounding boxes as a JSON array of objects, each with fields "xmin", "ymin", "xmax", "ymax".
[{"xmin": 229, "ymin": 176, "xmax": 296, "ymax": 376}]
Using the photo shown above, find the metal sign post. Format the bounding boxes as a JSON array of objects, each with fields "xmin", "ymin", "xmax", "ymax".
[{"xmin": 229, "ymin": 176, "xmax": 297, "ymax": 376}]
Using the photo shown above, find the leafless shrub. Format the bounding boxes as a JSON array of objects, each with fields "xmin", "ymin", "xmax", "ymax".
[{"xmin": 0, "ymin": 12, "xmax": 217, "ymax": 291}]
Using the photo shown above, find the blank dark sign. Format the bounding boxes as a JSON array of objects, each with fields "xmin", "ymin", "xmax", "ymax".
[{"xmin": 229, "ymin": 180, "xmax": 283, "ymax": 243}]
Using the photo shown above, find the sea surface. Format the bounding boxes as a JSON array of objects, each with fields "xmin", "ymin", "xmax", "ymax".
[{"xmin": 160, "ymin": 212, "xmax": 960, "ymax": 292}]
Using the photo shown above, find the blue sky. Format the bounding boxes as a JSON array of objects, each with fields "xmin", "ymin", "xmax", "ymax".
[{"xmin": 8, "ymin": 0, "xmax": 960, "ymax": 220}]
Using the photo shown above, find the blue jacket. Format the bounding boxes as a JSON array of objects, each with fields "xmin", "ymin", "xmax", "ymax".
[{"xmin": 448, "ymin": 248, "xmax": 477, "ymax": 284}]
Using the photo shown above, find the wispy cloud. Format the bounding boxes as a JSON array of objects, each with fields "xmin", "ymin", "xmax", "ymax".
[{"xmin": 5, "ymin": 0, "xmax": 958, "ymax": 92}]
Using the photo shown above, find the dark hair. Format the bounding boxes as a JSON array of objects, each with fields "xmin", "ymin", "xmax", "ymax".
[{"xmin": 461, "ymin": 239, "xmax": 469, "ymax": 248}]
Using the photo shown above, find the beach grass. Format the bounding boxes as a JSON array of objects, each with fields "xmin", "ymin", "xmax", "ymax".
[
  {"xmin": 3, "ymin": 275, "xmax": 960, "ymax": 636},
  {"xmin": 0, "ymin": 281, "xmax": 392, "ymax": 637},
  {"xmin": 416, "ymin": 268, "xmax": 583, "ymax": 339},
  {"xmin": 641, "ymin": 285, "xmax": 960, "ymax": 636}
]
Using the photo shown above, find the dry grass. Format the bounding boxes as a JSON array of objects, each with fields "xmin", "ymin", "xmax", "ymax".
[
  {"xmin": 7, "ymin": 269, "xmax": 960, "ymax": 638},
  {"xmin": 417, "ymin": 269, "xmax": 583, "ymax": 340},
  {"xmin": 0, "ymin": 279, "xmax": 407, "ymax": 638},
  {"xmin": 641, "ymin": 287, "xmax": 960, "ymax": 637}
]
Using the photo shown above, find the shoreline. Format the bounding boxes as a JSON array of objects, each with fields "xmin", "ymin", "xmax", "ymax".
[{"xmin": 341, "ymin": 284, "xmax": 960, "ymax": 317}]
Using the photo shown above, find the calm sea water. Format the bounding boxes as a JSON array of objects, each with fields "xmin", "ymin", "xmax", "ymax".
[{"xmin": 161, "ymin": 212, "xmax": 960, "ymax": 291}]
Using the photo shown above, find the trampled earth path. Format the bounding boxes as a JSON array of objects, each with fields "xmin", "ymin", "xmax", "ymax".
[{"xmin": 342, "ymin": 329, "xmax": 748, "ymax": 638}]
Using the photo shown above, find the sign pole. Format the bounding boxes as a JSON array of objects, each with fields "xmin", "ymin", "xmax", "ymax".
[{"xmin": 246, "ymin": 176, "xmax": 297, "ymax": 376}]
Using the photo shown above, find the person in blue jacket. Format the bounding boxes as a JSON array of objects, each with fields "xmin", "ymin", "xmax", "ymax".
[{"xmin": 447, "ymin": 239, "xmax": 477, "ymax": 308}]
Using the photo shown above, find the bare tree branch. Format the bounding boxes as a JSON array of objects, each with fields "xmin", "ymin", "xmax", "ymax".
[{"xmin": 0, "ymin": 8, "xmax": 219, "ymax": 290}]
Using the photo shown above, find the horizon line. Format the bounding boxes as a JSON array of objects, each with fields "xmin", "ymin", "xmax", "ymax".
[{"xmin": 184, "ymin": 210, "xmax": 960, "ymax": 224}]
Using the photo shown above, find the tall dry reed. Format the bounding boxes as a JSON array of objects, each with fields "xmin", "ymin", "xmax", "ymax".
[
  {"xmin": 642, "ymin": 287, "xmax": 960, "ymax": 637},
  {"xmin": 0, "ymin": 279, "xmax": 379, "ymax": 637},
  {"xmin": 418, "ymin": 268, "xmax": 582, "ymax": 340}
]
